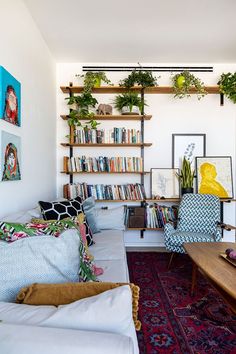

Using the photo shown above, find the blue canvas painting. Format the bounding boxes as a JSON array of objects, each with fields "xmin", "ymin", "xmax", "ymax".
[
  {"xmin": 0, "ymin": 66, "xmax": 21, "ymax": 127},
  {"xmin": 1, "ymin": 131, "xmax": 21, "ymax": 181}
]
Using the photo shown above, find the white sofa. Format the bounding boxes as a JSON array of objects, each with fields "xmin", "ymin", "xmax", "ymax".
[{"xmin": 0, "ymin": 207, "xmax": 136, "ymax": 354}]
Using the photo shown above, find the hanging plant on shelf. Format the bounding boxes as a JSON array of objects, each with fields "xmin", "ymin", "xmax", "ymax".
[
  {"xmin": 114, "ymin": 91, "xmax": 146, "ymax": 115},
  {"xmin": 218, "ymin": 72, "xmax": 236, "ymax": 104},
  {"xmin": 172, "ymin": 71, "xmax": 207, "ymax": 100},
  {"xmin": 119, "ymin": 70, "xmax": 158, "ymax": 89},
  {"xmin": 76, "ymin": 71, "xmax": 113, "ymax": 93},
  {"xmin": 65, "ymin": 92, "xmax": 98, "ymax": 127}
]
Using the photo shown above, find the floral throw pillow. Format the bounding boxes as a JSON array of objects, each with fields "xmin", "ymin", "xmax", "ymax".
[{"xmin": 0, "ymin": 219, "xmax": 96, "ymax": 282}]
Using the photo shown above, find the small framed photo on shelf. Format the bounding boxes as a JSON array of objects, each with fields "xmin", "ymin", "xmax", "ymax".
[
  {"xmin": 151, "ymin": 168, "xmax": 180, "ymax": 199},
  {"xmin": 172, "ymin": 133, "xmax": 206, "ymax": 168},
  {"xmin": 196, "ymin": 156, "xmax": 233, "ymax": 199}
]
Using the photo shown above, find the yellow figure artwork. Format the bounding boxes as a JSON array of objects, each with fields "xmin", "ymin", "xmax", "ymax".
[{"xmin": 199, "ymin": 162, "xmax": 229, "ymax": 197}]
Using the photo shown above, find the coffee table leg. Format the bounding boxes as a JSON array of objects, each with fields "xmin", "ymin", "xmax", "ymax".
[{"xmin": 191, "ymin": 262, "xmax": 198, "ymax": 296}]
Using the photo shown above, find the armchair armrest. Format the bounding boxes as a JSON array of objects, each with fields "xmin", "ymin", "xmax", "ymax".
[{"xmin": 217, "ymin": 222, "xmax": 236, "ymax": 232}]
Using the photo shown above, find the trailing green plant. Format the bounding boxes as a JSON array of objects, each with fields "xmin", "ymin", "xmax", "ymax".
[
  {"xmin": 172, "ymin": 71, "xmax": 207, "ymax": 100},
  {"xmin": 119, "ymin": 70, "xmax": 158, "ymax": 88},
  {"xmin": 176, "ymin": 156, "xmax": 195, "ymax": 189},
  {"xmin": 76, "ymin": 71, "xmax": 112, "ymax": 93},
  {"xmin": 65, "ymin": 92, "xmax": 98, "ymax": 126},
  {"xmin": 114, "ymin": 91, "xmax": 146, "ymax": 113},
  {"xmin": 218, "ymin": 72, "xmax": 236, "ymax": 104}
]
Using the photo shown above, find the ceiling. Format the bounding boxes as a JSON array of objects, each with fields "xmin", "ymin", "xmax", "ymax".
[{"xmin": 24, "ymin": 0, "xmax": 236, "ymax": 63}]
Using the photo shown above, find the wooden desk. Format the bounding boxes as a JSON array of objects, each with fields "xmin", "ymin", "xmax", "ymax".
[{"xmin": 183, "ymin": 242, "xmax": 236, "ymax": 313}]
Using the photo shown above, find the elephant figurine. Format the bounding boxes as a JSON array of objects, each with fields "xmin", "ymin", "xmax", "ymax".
[{"xmin": 97, "ymin": 104, "xmax": 113, "ymax": 115}]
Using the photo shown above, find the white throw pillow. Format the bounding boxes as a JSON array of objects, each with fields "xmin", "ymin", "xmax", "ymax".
[
  {"xmin": 0, "ymin": 323, "xmax": 134, "ymax": 354},
  {"xmin": 0, "ymin": 230, "xmax": 80, "ymax": 302},
  {"xmin": 95, "ymin": 206, "xmax": 125, "ymax": 230},
  {"xmin": 0, "ymin": 285, "xmax": 138, "ymax": 354}
]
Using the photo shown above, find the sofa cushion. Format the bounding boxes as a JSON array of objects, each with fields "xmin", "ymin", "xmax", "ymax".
[
  {"xmin": 15, "ymin": 282, "xmax": 141, "ymax": 331},
  {"xmin": 95, "ymin": 206, "xmax": 125, "ymax": 230},
  {"xmin": 83, "ymin": 196, "xmax": 100, "ymax": 234},
  {"xmin": 95, "ymin": 259, "xmax": 130, "ymax": 283},
  {"xmin": 38, "ymin": 197, "xmax": 93, "ymax": 246},
  {"xmin": 0, "ymin": 286, "xmax": 138, "ymax": 354},
  {"xmin": 90, "ymin": 230, "xmax": 126, "ymax": 260},
  {"xmin": 0, "ymin": 229, "xmax": 80, "ymax": 302},
  {"xmin": 2, "ymin": 207, "xmax": 42, "ymax": 223},
  {"xmin": 0, "ymin": 323, "xmax": 134, "ymax": 354}
]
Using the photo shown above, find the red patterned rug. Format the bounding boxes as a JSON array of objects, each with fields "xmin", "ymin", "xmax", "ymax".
[{"xmin": 127, "ymin": 252, "xmax": 236, "ymax": 354}]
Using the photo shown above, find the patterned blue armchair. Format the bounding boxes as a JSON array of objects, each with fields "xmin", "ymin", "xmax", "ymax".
[{"xmin": 164, "ymin": 194, "xmax": 222, "ymax": 257}]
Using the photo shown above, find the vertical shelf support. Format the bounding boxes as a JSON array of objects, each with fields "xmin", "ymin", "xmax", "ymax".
[
  {"xmin": 69, "ymin": 86, "xmax": 74, "ymax": 185},
  {"xmin": 140, "ymin": 88, "xmax": 145, "ymax": 239}
]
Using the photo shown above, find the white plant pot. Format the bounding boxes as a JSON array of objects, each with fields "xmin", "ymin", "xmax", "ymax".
[{"xmin": 121, "ymin": 106, "xmax": 140, "ymax": 115}]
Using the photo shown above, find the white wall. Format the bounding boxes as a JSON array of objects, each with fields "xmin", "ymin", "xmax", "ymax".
[
  {"xmin": 57, "ymin": 63, "xmax": 236, "ymax": 246},
  {"xmin": 0, "ymin": 0, "xmax": 56, "ymax": 218}
]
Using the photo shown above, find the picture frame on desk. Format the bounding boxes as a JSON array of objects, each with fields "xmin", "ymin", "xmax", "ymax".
[
  {"xmin": 172, "ymin": 133, "xmax": 206, "ymax": 168},
  {"xmin": 196, "ymin": 156, "xmax": 233, "ymax": 199},
  {"xmin": 151, "ymin": 168, "xmax": 180, "ymax": 199}
]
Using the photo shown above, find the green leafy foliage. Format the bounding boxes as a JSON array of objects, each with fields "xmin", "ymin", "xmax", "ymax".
[
  {"xmin": 76, "ymin": 71, "xmax": 113, "ymax": 93},
  {"xmin": 218, "ymin": 72, "xmax": 236, "ymax": 104},
  {"xmin": 177, "ymin": 157, "xmax": 195, "ymax": 188},
  {"xmin": 120, "ymin": 70, "xmax": 158, "ymax": 88},
  {"xmin": 114, "ymin": 91, "xmax": 146, "ymax": 113},
  {"xmin": 65, "ymin": 92, "xmax": 98, "ymax": 126},
  {"xmin": 172, "ymin": 71, "xmax": 207, "ymax": 100}
]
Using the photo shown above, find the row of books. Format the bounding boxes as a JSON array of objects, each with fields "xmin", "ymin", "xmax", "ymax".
[
  {"xmin": 74, "ymin": 127, "xmax": 142, "ymax": 144},
  {"xmin": 67, "ymin": 156, "xmax": 143, "ymax": 173},
  {"xmin": 64, "ymin": 183, "xmax": 147, "ymax": 201},
  {"xmin": 145, "ymin": 204, "xmax": 179, "ymax": 228}
]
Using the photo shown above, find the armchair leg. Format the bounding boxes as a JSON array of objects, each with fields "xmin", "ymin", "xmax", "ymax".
[{"xmin": 167, "ymin": 252, "xmax": 175, "ymax": 270}]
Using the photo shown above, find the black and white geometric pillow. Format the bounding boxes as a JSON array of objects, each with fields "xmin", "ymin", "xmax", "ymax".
[{"xmin": 38, "ymin": 197, "xmax": 94, "ymax": 246}]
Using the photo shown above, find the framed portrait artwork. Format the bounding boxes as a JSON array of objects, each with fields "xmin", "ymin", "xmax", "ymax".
[
  {"xmin": 172, "ymin": 134, "xmax": 206, "ymax": 168},
  {"xmin": 1, "ymin": 131, "xmax": 21, "ymax": 181},
  {"xmin": 0, "ymin": 66, "xmax": 21, "ymax": 127},
  {"xmin": 196, "ymin": 156, "xmax": 233, "ymax": 199},
  {"xmin": 151, "ymin": 168, "xmax": 180, "ymax": 199}
]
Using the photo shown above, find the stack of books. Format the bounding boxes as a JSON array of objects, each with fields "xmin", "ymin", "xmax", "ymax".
[
  {"xmin": 74, "ymin": 127, "xmax": 142, "ymax": 144},
  {"xmin": 145, "ymin": 203, "xmax": 179, "ymax": 228},
  {"xmin": 67, "ymin": 156, "xmax": 143, "ymax": 173},
  {"xmin": 64, "ymin": 183, "xmax": 146, "ymax": 201}
]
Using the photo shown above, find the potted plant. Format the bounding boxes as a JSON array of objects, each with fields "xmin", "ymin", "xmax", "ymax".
[
  {"xmin": 177, "ymin": 156, "xmax": 195, "ymax": 195},
  {"xmin": 120, "ymin": 70, "xmax": 158, "ymax": 89},
  {"xmin": 218, "ymin": 72, "xmax": 236, "ymax": 104},
  {"xmin": 114, "ymin": 91, "xmax": 146, "ymax": 115},
  {"xmin": 76, "ymin": 71, "xmax": 113, "ymax": 93},
  {"xmin": 65, "ymin": 92, "xmax": 98, "ymax": 126},
  {"xmin": 172, "ymin": 71, "xmax": 207, "ymax": 100}
]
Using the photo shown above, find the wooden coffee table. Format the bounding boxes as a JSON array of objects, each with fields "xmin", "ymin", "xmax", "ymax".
[{"xmin": 183, "ymin": 242, "xmax": 236, "ymax": 313}]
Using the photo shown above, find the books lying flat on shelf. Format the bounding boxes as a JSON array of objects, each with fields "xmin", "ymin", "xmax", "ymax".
[
  {"xmin": 145, "ymin": 203, "xmax": 179, "ymax": 228},
  {"xmin": 63, "ymin": 183, "xmax": 146, "ymax": 201},
  {"xmin": 67, "ymin": 156, "xmax": 143, "ymax": 173},
  {"xmin": 74, "ymin": 127, "xmax": 142, "ymax": 144}
]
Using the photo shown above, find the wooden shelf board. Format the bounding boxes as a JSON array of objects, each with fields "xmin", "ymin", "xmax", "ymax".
[
  {"xmin": 95, "ymin": 199, "xmax": 143, "ymax": 203},
  {"xmin": 60, "ymin": 85, "xmax": 220, "ymax": 94},
  {"xmin": 146, "ymin": 198, "xmax": 180, "ymax": 202},
  {"xmin": 60, "ymin": 114, "xmax": 152, "ymax": 121},
  {"xmin": 127, "ymin": 227, "xmax": 163, "ymax": 231},
  {"xmin": 61, "ymin": 171, "xmax": 149, "ymax": 175},
  {"xmin": 61, "ymin": 143, "xmax": 152, "ymax": 147}
]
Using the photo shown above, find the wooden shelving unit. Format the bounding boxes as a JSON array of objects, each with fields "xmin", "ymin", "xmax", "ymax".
[
  {"xmin": 61, "ymin": 143, "xmax": 152, "ymax": 147},
  {"xmin": 60, "ymin": 114, "xmax": 152, "ymax": 121},
  {"xmin": 60, "ymin": 85, "xmax": 220, "ymax": 94},
  {"xmin": 127, "ymin": 227, "xmax": 163, "ymax": 231},
  {"xmin": 60, "ymin": 83, "xmax": 225, "ymax": 237},
  {"xmin": 61, "ymin": 171, "xmax": 149, "ymax": 175}
]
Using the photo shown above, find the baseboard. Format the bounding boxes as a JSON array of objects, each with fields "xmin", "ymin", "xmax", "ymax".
[{"xmin": 126, "ymin": 246, "xmax": 168, "ymax": 252}]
